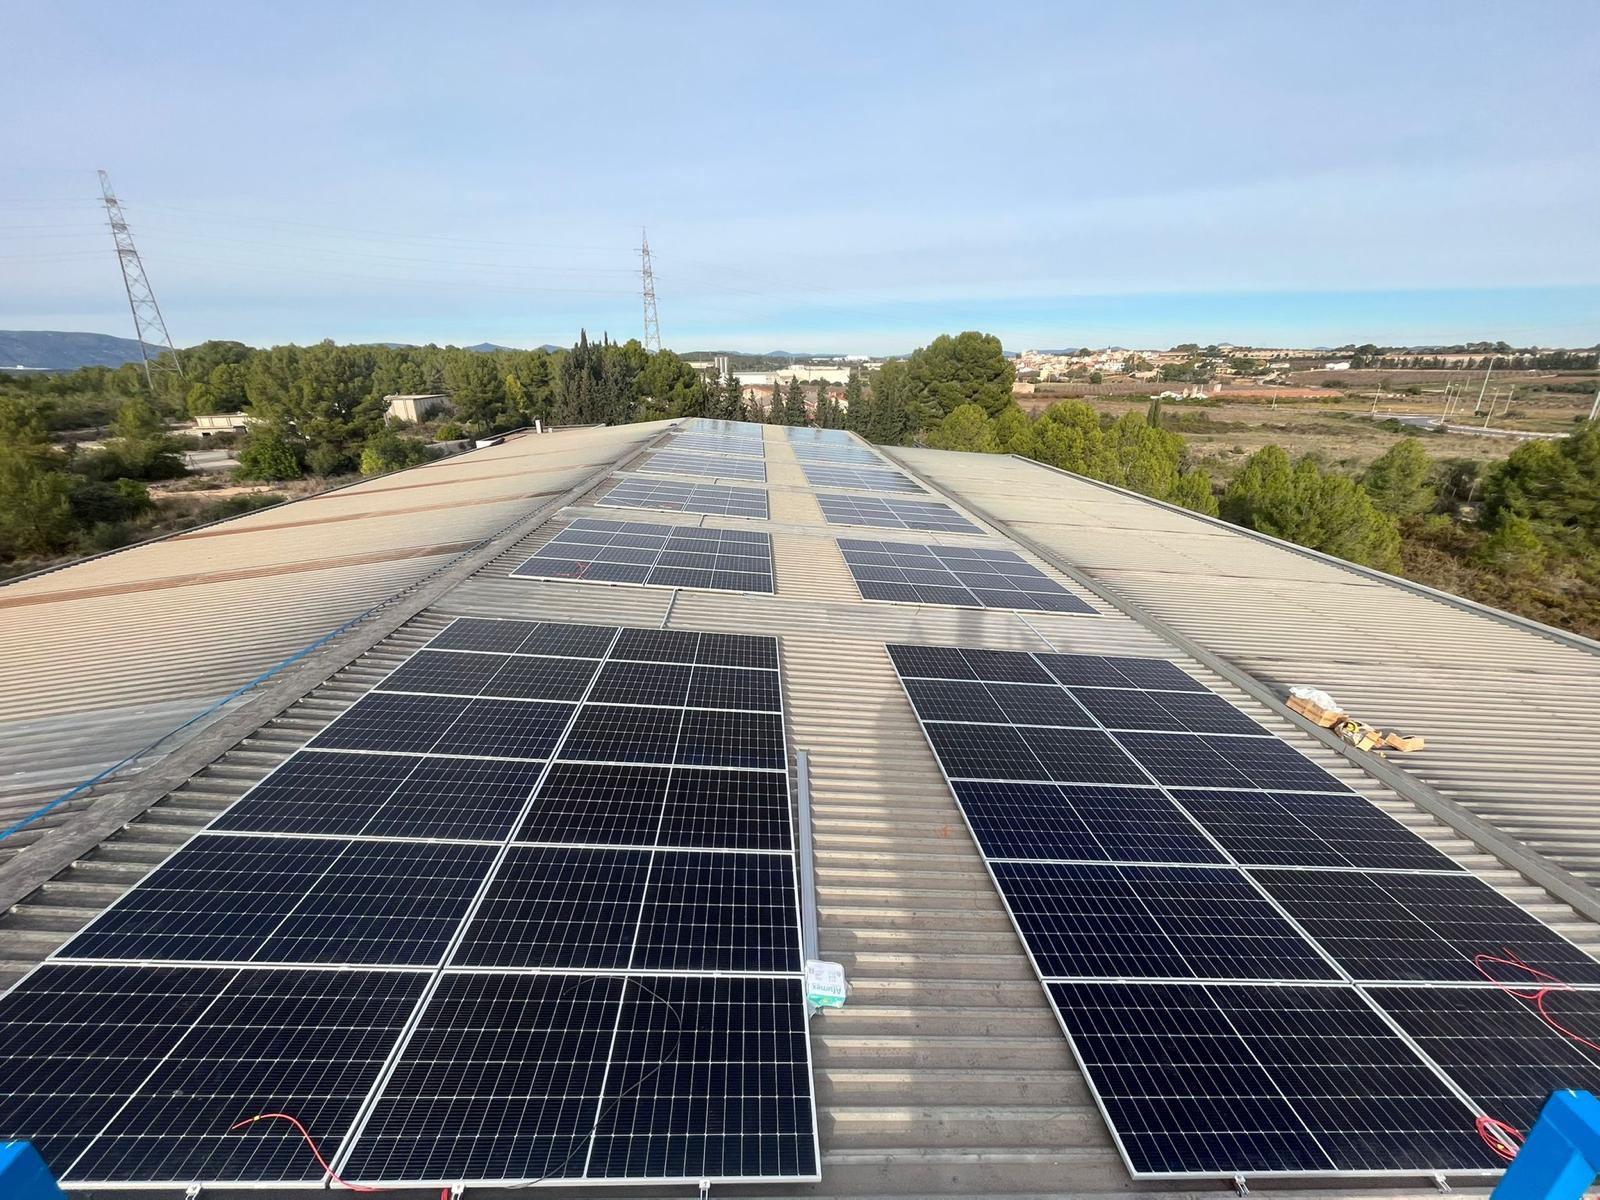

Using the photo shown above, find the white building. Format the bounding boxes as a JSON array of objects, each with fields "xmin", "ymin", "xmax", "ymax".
[
  {"xmin": 385, "ymin": 393, "xmax": 451, "ymax": 423},
  {"xmin": 191, "ymin": 412, "xmax": 259, "ymax": 438}
]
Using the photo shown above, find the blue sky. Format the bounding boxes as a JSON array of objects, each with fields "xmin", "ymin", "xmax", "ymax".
[{"xmin": 3, "ymin": 0, "xmax": 1597, "ymax": 354}]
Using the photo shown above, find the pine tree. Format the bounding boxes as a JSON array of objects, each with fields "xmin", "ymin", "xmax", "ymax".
[
  {"xmin": 1363, "ymin": 438, "xmax": 1435, "ymax": 516},
  {"xmin": 784, "ymin": 377, "xmax": 808, "ymax": 425},
  {"xmin": 723, "ymin": 374, "xmax": 746, "ymax": 420},
  {"xmin": 844, "ymin": 367, "xmax": 864, "ymax": 432}
]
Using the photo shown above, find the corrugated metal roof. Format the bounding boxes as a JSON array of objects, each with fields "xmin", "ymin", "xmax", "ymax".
[
  {"xmin": 0, "ymin": 422, "xmax": 667, "ymax": 856},
  {"xmin": 2, "ymin": 421, "xmax": 1595, "ymax": 1197}
]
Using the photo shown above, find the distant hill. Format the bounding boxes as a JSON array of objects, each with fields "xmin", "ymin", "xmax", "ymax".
[
  {"xmin": 465, "ymin": 342, "xmax": 512, "ymax": 353},
  {"xmin": 0, "ymin": 330, "xmax": 151, "ymax": 371}
]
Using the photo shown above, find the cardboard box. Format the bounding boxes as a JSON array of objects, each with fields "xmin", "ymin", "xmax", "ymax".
[
  {"xmin": 1287, "ymin": 695, "xmax": 1345, "ymax": 728},
  {"xmin": 1384, "ymin": 732, "xmax": 1425, "ymax": 752}
]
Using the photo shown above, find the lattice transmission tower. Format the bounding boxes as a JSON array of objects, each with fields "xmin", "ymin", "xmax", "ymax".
[
  {"xmin": 98, "ymin": 169, "xmax": 183, "ymax": 392},
  {"xmin": 639, "ymin": 228, "xmax": 662, "ymax": 353}
]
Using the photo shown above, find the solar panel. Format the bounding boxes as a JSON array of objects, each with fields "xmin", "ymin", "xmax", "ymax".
[
  {"xmin": 595, "ymin": 476, "xmax": 770, "ymax": 519},
  {"xmin": 1376, "ymin": 985, "xmax": 1600, "ymax": 1131},
  {"xmin": 800, "ymin": 462, "xmax": 922, "ymax": 492},
  {"xmin": 887, "ymin": 639, "xmax": 1598, "ymax": 1179},
  {"xmin": 681, "ymin": 417, "xmax": 765, "ymax": 441},
  {"xmin": 1254, "ymin": 868, "xmax": 1600, "ymax": 984},
  {"xmin": 512, "ymin": 518, "xmax": 775, "ymax": 593},
  {"xmin": 57, "ymin": 834, "xmax": 494, "ymax": 965},
  {"xmin": 839, "ymin": 538, "xmax": 1097, "ymax": 613},
  {"xmin": 787, "ymin": 428, "xmax": 881, "ymax": 465},
  {"xmin": 816, "ymin": 492, "xmax": 982, "ymax": 533},
  {"xmin": 667, "ymin": 432, "xmax": 766, "ymax": 458},
  {"xmin": 0, "ymin": 964, "xmax": 432, "ymax": 1183},
  {"xmin": 637, "ymin": 449, "xmax": 767, "ymax": 481},
  {"xmin": 0, "ymin": 616, "xmax": 817, "ymax": 1188},
  {"xmin": 1051, "ymin": 981, "xmax": 1498, "ymax": 1175}
]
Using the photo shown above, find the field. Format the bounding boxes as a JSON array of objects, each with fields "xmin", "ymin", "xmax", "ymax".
[{"xmin": 1024, "ymin": 369, "xmax": 1598, "ymax": 483}]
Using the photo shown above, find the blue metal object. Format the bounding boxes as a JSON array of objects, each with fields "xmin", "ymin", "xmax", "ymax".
[
  {"xmin": 0, "ymin": 1142, "xmax": 66, "ymax": 1199},
  {"xmin": 1493, "ymin": 1091, "xmax": 1600, "ymax": 1200}
]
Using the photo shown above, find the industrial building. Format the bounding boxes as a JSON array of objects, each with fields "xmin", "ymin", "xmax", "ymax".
[{"xmin": 1, "ymin": 418, "xmax": 1599, "ymax": 1197}]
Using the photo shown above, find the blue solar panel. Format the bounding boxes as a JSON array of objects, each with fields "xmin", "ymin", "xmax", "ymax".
[
  {"xmin": 0, "ymin": 616, "xmax": 818, "ymax": 1189},
  {"xmin": 887, "ymin": 639, "xmax": 1592, "ymax": 1179}
]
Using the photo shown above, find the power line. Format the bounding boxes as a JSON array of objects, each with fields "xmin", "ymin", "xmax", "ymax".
[
  {"xmin": 639, "ymin": 228, "xmax": 661, "ymax": 353},
  {"xmin": 98, "ymin": 170, "xmax": 184, "ymax": 393}
]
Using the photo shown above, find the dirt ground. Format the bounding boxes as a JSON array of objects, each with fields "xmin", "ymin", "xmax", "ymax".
[{"xmin": 1023, "ymin": 370, "xmax": 1597, "ymax": 482}]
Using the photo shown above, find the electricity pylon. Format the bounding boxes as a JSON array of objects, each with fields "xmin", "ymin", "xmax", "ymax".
[
  {"xmin": 98, "ymin": 170, "xmax": 183, "ymax": 392},
  {"xmin": 639, "ymin": 228, "xmax": 662, "ymax": 353}
]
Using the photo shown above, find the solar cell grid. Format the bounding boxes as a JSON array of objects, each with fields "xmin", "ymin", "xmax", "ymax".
[
  {"xmin": 0, "ymin": 964, "xmax": 432, "ymax": 1185},
  {"xmin": 1255, "ymin": 868, "xmax": 1600, "ymax": 984},
  {"xmin": 429, "ymin": 698, "xmax": 574, "ymax": 760},
  {"xmin": 954, "ymin": 781, "xmax": 1224, "ymax": 864},
  {"xmin": 816, "ymin": 492, "xmax": 982, "ymax": 533},
  {"xmin": 1377, "ymin": 985, "xmax": 1600, "ymax": 1131},
  {"xmin": 660, "ymin": 766, "xmax": 793, "ymax": 851},
  {"xmin": 993, "ymin": 861, "xmax": 1337, "ymax": 981},
  {"xmin": 1050, "ymin": 981, "xmax": 1498, "ymax": 1176},
  {"xmin": 887, "ymin": 635, "xmax": 1600, "ymax": 1180},
  {"xmin": 57, "ymin": 834, "xmax": 495, "ymax": 967},
  {"xmin": 340, "ymin": 971, "xmax": 623, "ymax": 1183},
  {"xmin": 667, "ymin": 433, "xmax": 766, "ymax": 457},
  {"xmin": 514, "ymin": 520, "xmax": 775, "ymax": 593},
  {"xmin": 0, "ymin": 615, "xmax": 814, "ymax": 1188},
  {"xmin": 453, "ymin": 846, "xmax": 651, "ymax": 969},
  {"xmin": 632, "ymin": 850, "xmax": 801, "ymax": 972},
  {"xmin": 586, "ymin": 976, "xmax": 817, "ymax": 1180},
  {"xmin": 840, "ymin": 537, "xmax": 1096, "ymax": 613},
  {"xmin": 598, "ymin": 476, "xmax": 770, "ymax": 519},
  {"xmin": 1170, "ymin": 788, "xmax": 1463, "ymax": 872},
  {"xmin": 214, "ymin": 752, "xmax": 546, "ymax": 842},
  {"xmin": 638, "ymin": 449, "xmax": 767, "ymax": 481},
  {"xmin": 518, "ymin": 762, "xmax": 671, "ymax": 846},
  {"xmin": 800, "ymin": 463, "xmax": 922, "ymax": 492},
  {"xmin": 683, "ymin": 418, "xmax": 765, "ymax": 440}
]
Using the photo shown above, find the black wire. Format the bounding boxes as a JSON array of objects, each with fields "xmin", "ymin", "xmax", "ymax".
[{"xmin": 508, "ymin": 974, "xmax": 688, "ymax": 1189}]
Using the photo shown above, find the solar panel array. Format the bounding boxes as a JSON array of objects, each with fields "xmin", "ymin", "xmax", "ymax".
[
  {"xmin": 638, "ymin": 449, "xmax": 767, "ymax": 482},
  {"xmin": 597, "ymin": 476, "xmax": 769, "ymax": 519},
  {"xmin": 800, "ymin": 462, "xmax": 923, "ymax": 493},
  {"xmin": 889, "ymin": 642, "xmax": 1600, "ymax": 1179},
  {"xmin": 817, "ymin": 492, "xmax": 982, "ymax": 533},
  {"xmin": 512, "ymin": 518, "xmax": 774, "ymax": 593},
  {"xmin": 0, "ymin": 618, "xmax": 819, "ymax": 1188},
  {"xmin": 839, "ymin": 538, "xmax": 1096, "ymax": 613}
]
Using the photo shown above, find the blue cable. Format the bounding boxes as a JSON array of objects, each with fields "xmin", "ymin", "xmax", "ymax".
[{"xmin": 0, "ymin": 609, "xmax": 376, "ymax": 843}]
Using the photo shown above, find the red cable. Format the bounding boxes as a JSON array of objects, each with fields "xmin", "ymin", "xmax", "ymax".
[
  {"xmin": 1476, "ymin": 1115, "xmax": 1524, "ymax": 1161},
  {"xmin": 1468, "ymin": 948, "xmax": 1600, "ymax": 1162},
  {"xmin": 231, "ymin": 1112, "xmax": 454, "ymax": 1199},
  {"xmin": 1474, "ymin": 949, "xmax": 1600, "ymax": 1056},
  {"xmin": 228, "ymin": 1113, "xmax": 383, "ymax": 1193}
]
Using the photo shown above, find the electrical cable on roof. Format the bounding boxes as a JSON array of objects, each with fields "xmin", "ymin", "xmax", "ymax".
[
  {"xmin": 228, "ymin": 977, "xmax": 685, "ymax": 1194},
  {"xmin": 1467, "ymin": 948, "xmax": 1600, "ymax": 1162},
  {"xmin": 1474, "ymin": 949, "xmax": 1600, "ymax": 1056}
]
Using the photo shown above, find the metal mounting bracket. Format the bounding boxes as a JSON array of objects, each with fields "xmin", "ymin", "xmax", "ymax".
[
  {"xmin": 1431, "ymin": 1174, "xmax": 1450, "ymax": 1192},
  {"xmin": 184, "ymin": 1187, "xmax": 202, "ymax": 1200},
  {"xmin": 698, "ymin": 1179, "xmax": 711, "ymax": 1199},
  {"xmin": 1232, "ymin": 1175, "xmax": 1249, "ymax": 1197}
]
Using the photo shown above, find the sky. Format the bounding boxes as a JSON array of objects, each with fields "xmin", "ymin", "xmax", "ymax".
[{"xmin": 3, "ymin": 0, "xmax": 1598, "ymax": 355}]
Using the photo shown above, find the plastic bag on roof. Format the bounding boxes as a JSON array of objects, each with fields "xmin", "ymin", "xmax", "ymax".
[{"xmin": 1289, "ymin": 685, "xmax": 1340, "ymax": 711}]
